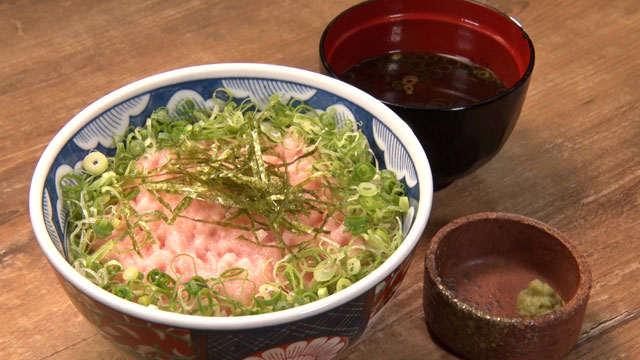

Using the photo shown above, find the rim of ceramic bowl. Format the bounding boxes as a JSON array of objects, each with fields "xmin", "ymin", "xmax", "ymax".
[
  {"xmin": 319, "ymin": 0, "xmax": 535, "ymax": 112},
  {"xmin": 425, "ymin": 212, "xmax": 592, "ymax": 326},
  {"xmin": 29, "ymin": 63, "xmax": 433, "ymax": 331}
]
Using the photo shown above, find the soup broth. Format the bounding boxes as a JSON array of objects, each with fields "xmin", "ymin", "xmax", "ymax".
[{"xmin": 341, "ymin": 51, "xmax": 507, "ymax": 109}]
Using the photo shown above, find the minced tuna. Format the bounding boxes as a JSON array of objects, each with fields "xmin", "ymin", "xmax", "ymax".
[{"xmin": 112, "ymin": 138, "xmax": 356, "ymax": 303}]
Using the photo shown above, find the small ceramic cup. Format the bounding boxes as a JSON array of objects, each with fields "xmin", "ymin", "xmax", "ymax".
[
  {"xmin": 320, "ymin": 0, "xmax": 535, "ymax": 190},
  {"xmin": 423, "ymin": 212, "xmax": 591, "ymax": 360}
]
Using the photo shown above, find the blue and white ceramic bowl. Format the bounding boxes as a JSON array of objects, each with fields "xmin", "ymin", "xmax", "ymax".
[{"xmin": 29, "ymin": 63, "xmax": 433, "ymax": 360}]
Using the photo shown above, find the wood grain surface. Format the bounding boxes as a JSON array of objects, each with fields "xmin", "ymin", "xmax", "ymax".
[{"xmin": 1, "ymin": 0, "xmax": 639, "ymax": 359}]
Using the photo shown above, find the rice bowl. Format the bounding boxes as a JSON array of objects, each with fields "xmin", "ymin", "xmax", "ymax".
[{"xmin": 29, "ymin": 63, "xmax": 433, "ymax": 359}]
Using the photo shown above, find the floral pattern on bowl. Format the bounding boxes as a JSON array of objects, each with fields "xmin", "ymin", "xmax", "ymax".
[{"xmin": 244, "ymin": 336, "xmax": 348, "ymax": 360}]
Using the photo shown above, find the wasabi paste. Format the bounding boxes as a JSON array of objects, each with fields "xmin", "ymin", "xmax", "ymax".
[{"xmin": 516, "ymin": 279, "xmax": 565, "ymax": 317}]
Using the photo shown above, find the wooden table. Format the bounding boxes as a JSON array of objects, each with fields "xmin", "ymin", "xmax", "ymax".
[{"xmin": 2, "ymin": 0, "xmax": 639, "ymax": 359}]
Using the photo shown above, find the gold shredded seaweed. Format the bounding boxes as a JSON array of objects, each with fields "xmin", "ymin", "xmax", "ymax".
[{"xmin": 61, "ymin": 88, "xmax": 409, "ymax": 316}]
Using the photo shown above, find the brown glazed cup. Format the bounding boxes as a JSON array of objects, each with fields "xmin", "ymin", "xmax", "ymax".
[{"xmin": 423, "ymin": 212, "xmax": 591, "ymax": 360}]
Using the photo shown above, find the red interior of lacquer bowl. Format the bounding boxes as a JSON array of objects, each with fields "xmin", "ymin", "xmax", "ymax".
[{"xmin": 321, "ymin": 0, "xmax": 533, "ymax": 88}]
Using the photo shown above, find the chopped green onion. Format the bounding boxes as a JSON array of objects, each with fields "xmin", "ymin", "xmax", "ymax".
[
  {"xmin": 128, "ymin": 140, "xmax": 146, "ymax": 157},
  {"xmin": 138, "ymin": 295, "xmax": 151, "ymax": 306},
  {"xmin": 347, "ymin": 258, "xmax": 361, "ymax": 275},
  {"xmin": 313, "ymin": 260, "xmax": 336, "ymax": 282},
  {"xmin": 318, "ymin": 287, "xmax": 329, "ymax": 299},
  {"xmin": 273, "ymin": 300, "xmax": 293, "ymax": 311},
  {"xmin": 113, "ymin": 284, "xmax": 134, "ymax": 299},
  {"xmin": 336, "ymin": 278, "xmax": 352, "ymax": 291},
  {"xmin": 92, "ymin": 218, "xmax": 114, "ymax": 239},
  {"xmin": 122, "ymin": 267, "xmax": 138, "ymax": 282},
  {"xmin": 357, "ymin": 182, "xmax": 379, "ymax": 197},
  {"xmin": 399, "ymin": 196, "xmax": 409, "ymax": 212},
  {"xmin": 83, "ymin": 152, "xmax": 108, "ymax": 175},
  {"xmin": 352, "ymin": 163, "xmax": 376, "ymax": 182}
]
